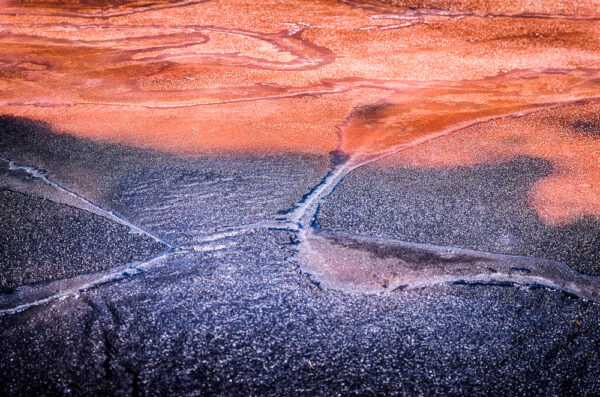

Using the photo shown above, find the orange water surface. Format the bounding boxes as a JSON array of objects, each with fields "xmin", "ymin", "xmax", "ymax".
[{"xmin": 1, "ymin": 0, "xmax": 600, "ymax": 223}]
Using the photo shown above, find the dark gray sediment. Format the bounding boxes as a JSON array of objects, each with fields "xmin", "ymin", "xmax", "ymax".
[
  {"xmin": 0, "ymin": 189, "xmax": 165, "ymax": 291},
  {"xmin": 317, "ymin": 156, "xmax": 600, "ymax": 276},
  {"xmin": 1, "ymin": 229, "xmax": 599, "ymax": 396},
  {"xmin": 0, "ymin": 116, "xmax": 331, "ymax": 246},
  {"xmin": 1, "ymin": 116, "xmax": 600, "ymax": 395}
]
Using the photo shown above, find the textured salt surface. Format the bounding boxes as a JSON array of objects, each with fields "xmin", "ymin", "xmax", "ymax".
[
  {"xmin": 1, "ymin": 229, "xmax": 599, "ymax": 395},
  {"xmin": 0, "ymin": 116, "xmax": 330, "ymax": 245},
  {"xmin": 1, "ymin": 111, "xmax": 600, "ymax": 394},
  {"xmin": 317, "ymin": 156, "xmax": 600, "ymax": 276},
  {"xmin": 2, "ymin": 0, "xmax": 600, "ymax": 392},
  {"xmin": 0, "ymin": 189, "xmax": 165, "ymax": 291}
]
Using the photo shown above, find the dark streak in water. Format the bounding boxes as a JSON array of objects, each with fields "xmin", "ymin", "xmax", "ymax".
[
  {"xmin": 570, "ymin": 120, "xmax": 600, "ymax": 137},
  {"xmin": 350, "ymin": 102, "xmax": 393, "ymax": 121},
  {"xmin": 323, "ymin": 230, "xmax": 486, "ymax": 268},
  {"xmin": 328, "ymin": 150, "xmax": 349, "ymax": 168},
  {"xmin": 338, "ymin": 0, "xmax": 600, "ymax": 21}
]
